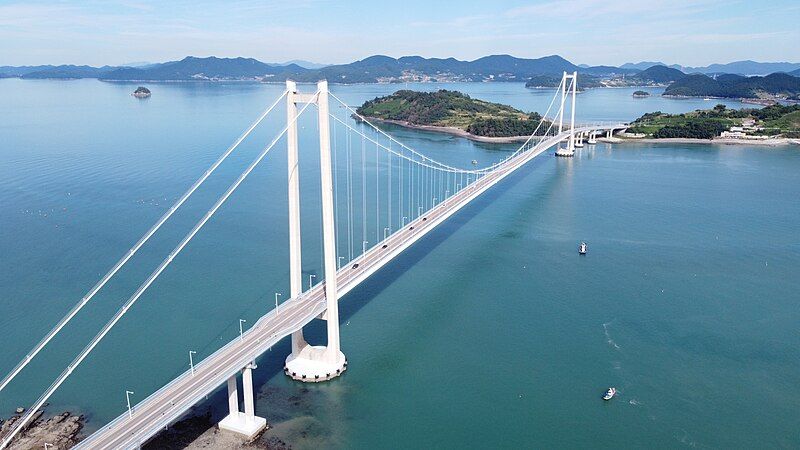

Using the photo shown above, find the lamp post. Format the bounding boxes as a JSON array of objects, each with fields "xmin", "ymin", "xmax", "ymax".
[
  {"xmin": 189, "ymin": 350, "xmax": 197, "ymax": 375},
  {"xmin": 125, "ymin": 390, "xmax": 134, "ymax": 418},
  {"xmin": 418, "ymin": 206, "xmax": 423, "ymax": 217},
  {"xmin": 362, "ymin": 240, "xmax": 368, "ymax": 255},
  {"xmin": 402, "ymin": 216, "xmax": 407, "ymax": 226},
  {"xmin": 308, "ymin": 274, "xmax": 316, "ymax": 290},
  {"xmin": 239, "ymin": 319, "xmax": 246, "ymax": 341},
  {"xmin": 384, "ymin": 227, "xmax": 390, "ymax": 240},
  {"xmin": 274, "ymin": 292, "xmax": 281, "ymax": 312},
  {"xmin": 338, "ymin": 256, "xmax": 345, "ymax": 268}
]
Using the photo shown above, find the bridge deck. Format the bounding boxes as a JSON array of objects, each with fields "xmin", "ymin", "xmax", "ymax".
[{"xmin": 76, "ymin": 126, "xmax": 620, "ymax": 449}]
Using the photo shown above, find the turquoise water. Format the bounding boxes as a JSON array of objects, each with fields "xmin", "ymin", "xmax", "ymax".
[{"xmin": 1, "ymin": 79, "xmax": 799, "ymax": 448}]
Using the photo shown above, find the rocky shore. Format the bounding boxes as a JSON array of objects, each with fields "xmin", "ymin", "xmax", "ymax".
[{"xmin": 0, "ymin": 409, "xmax": 84, "ymax": 449}]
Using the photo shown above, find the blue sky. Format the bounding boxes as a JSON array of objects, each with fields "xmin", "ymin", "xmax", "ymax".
[{"xmin": 1, "ymin": 0, "xmax": 798, "ymax": 67}]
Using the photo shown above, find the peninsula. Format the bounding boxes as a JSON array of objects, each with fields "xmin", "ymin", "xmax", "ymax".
[
  {"xmin": 625, "ymin": 103, "xmax": 800, "ymax": 144},
  {"xmin": 355, "ymin": 90, "xmax": 551, "ymax": 142}
]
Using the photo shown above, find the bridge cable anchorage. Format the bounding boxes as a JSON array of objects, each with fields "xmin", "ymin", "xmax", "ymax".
[
  {"xmin": 0, "ymin": 90, "xmax": 288, "ymax": 397},
  {"xmin": 0, "ymin": 91, "xmax": 318, "ymax": 450}
]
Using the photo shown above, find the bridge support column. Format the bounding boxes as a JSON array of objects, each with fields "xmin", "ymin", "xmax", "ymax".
[
  {"xmin": 588, "ymin": 131, "xmax": 597, "ymax": 145},
  {"xmin": 607, "ymin": 129, "xmax": 613, "ymax": 139},
  {"xmin": 556, "ymin": 71, "xmax": 577, "ymax": 158},
  {"xmin": 286, "ymin": 80, "xmax": 309, "ymax": 357},
  {"xmin": 219, "ymin": 365, "xmax": 266, "ymax": 439},
  {"xmin": 284, "ymin": 80, "xmax": 347, "ymax": 383}
]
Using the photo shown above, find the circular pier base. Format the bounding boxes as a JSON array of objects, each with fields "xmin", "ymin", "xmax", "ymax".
[
  {"xmin": 555, "ymin": 149, "xmax": 575, "ymax": 157},
  {"xmin": 284, "ymin": 346, "xmax": 347, "ymax": 382}
]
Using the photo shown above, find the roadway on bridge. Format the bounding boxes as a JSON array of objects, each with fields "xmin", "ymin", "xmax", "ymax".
[{"xmin": 76, "ymin": 125, "xmax": 620, "ymax": 449}]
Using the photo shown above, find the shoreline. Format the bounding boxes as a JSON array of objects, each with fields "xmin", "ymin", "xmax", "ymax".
[
  {"xmin": 360, "ymin": 117, "xmax": 532, "ymax": 143},
  {"xmin": 0, "ymin": 408, "xmax": 84, "ymax": 449},
  {"xmin": 618, "ymin": 137, "xmax": 798, "ymax": 146}
]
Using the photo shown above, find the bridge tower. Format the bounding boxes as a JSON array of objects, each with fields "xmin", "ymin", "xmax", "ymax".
[
  {"xmin": 555, "ymin": 71, "xmax": 578, "ymax": 157},
  {"xmin": 284, "ymin": 80, "xmax": 347, "ymax": 382}
]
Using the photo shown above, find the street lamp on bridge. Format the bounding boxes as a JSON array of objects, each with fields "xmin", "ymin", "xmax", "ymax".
[
  {"xmin": 189, "ymin": 350, "xmax": 197, "ymax": 375},
  {"xmin": 125, "ymin": 390, "xmax": 134, "ymax": 418}
]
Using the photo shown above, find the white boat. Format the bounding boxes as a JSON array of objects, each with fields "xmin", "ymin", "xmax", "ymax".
[
  {"xmin": 603, "ymin": 387, "xmax": 616, "ymax": 401},
  {"xmin": 471, "ymin": 159, "xmax": 478, "ymax": 165},
  {"xmin": 579, "ymin": 242, "xmax": 587, "ymax": 255}
]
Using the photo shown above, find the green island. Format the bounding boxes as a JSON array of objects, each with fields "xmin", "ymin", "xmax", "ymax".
[
  {"xmin": 627, "ymin": 104, "xmax": 800, "ymax": 139},
  {"xmin": 356, "ymin": 90, "xmax": 551, "ymax": 140},
  {"xmin": 632, "ymin": 90, "xmax": 650, "ymax": 97}
]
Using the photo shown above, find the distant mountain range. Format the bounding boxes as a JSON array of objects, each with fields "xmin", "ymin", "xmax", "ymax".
[
  {"xmin": 272, "ymin": 60, "xmax": 329, "ymax": 69},
  {"xmin": 0, "ymin": 54, "xmax": 633, "ymax": 83},
  {"xmin": 99, "ymin": 56, "xmax": 308, "ymax": 81},
  {"xmin": 1, "ymin": 55, "xmax": 799, "ymax": 86},
  {"xmin": 622, "ymin": 60, "xmax": 800, "ymax": 76}
]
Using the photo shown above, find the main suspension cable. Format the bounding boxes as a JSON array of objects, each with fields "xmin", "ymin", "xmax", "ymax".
[
  {"xmin": 0, "ymin": 92, "xmax": 318, "ymax": 450},
  {"xmin": 0, "ymin": 90, "xmax": 288, "ymax": 397}
]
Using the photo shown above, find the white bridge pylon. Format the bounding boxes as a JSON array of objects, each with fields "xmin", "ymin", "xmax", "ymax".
[
  {"xmin": 283, "ymin": 80, "xmax": 347, "ymax": 383},
  {"xmin": 555, "ymin": 71, "xmax": 579, "ymax": 157},
  {"xmin": 0, "ymin": 72, "xmax": 625, "ymax": 449}
]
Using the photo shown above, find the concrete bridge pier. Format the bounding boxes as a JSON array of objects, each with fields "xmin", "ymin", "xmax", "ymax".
[
  {"xmin": 607, "ymin": 129, "xmax": 613, "ymax": 139},
  {"xmin": 575, "ymin": 131, "xmax": 585, "ymax": 148},
  {"xmin": 587, "ymin": 131, "xmax": 597, "ymax": 144},
  {"xmin": 218, "ymin": 363, "xmax": 267, "ymax": 439}
]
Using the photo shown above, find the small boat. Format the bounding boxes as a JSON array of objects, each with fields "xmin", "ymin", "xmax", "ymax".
[
  {"xmin": 603, "ymin": 387, "xmax": 616, "ymax": 401},
  {"xmin": 579, "ymin": 242, "xmax": 587, "ymax": 255},
  {"xmin": 471, "ymin": 160, "xmax": 478, "ymax": 165}
]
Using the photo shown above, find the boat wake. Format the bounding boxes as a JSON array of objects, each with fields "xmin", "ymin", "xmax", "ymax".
[{"xmin": 602, "ymin": 321, "xmax": 620, "ymax": 350}]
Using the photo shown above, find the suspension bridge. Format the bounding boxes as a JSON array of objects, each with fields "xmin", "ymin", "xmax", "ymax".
[{"xmin": 0, "ymin": 72, "xmax": 625, "ymax": 449}]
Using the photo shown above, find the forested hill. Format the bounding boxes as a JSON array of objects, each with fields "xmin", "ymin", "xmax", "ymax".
[
  {"xmin": 100, "ymin": 56, "xmax": 307, "ymax": 81},
  {"xmin": 356, "ymin": 90, "xmax": 551, "ymax": 137},
  {"xmin": 663, "ymin": 73, "xmax": 800, "ymax": 99},
  {"xmin": 630, "ymin": 65, "xmax": 686, "ymax": 83}
]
